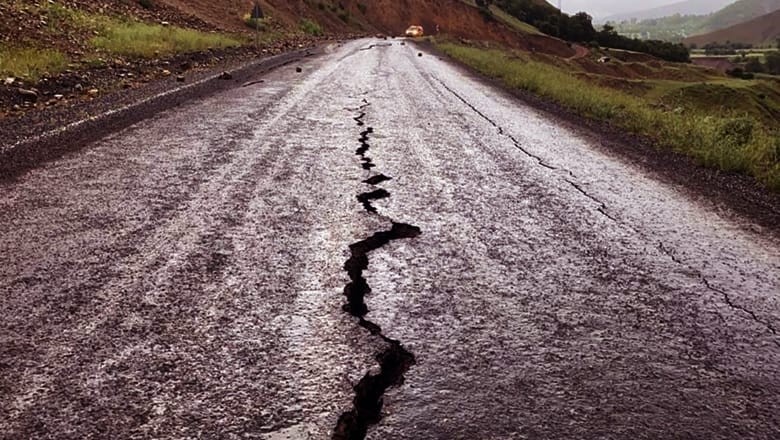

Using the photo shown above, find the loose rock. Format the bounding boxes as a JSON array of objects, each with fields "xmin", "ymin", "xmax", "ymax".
[
  {"xmin": 296, "ymin": 67, "xmax": 303, "ymax": 73},
  {"xmin": 176, "ymin": 75, "xmax": 185, "ymax": 82},
  {"xmin": 17, "ymin": 88, "xmax": 38, "ymax": 102},
  {"xmin": 87, "ymin": 88, "xmax": 99, "ymax": 96},
  {"xmin": 218, "ymin": 71, "xmax": 233, "ymax": 80}
]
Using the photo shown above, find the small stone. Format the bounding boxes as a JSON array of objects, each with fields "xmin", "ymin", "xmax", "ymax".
[
  {"xmin": 161, "ymin": 69, "xmax": 171, "ymax": 76},
  {"xmin": 122, "ymin": 82, "xmax": 132, "ymax": 89},
  {"xmin": 4, "ymin": 77, "xmax": 14, "ymax": 85},
  {"xmin": 418, "ymin": 52, "xmax": 423, "ymax": 57},
  {"xmin": 54, "ymin": 94, "xmax": 63, "ymax": 100},
  {"xmin": 218, "ymin": 71, "xmax": 232, "ymax": 80},
  {"xmin": 176, "ymin": 75, "xmax": 185, "ymax": 82},
  {"xmin": 87, "ymin": 88, "xmax": 99, "ymax": 96},
  {"xmin": 296, "ymin": 67, "xmax": 302, "ymax": 73},
  {"xmin": 160, "ymin": 21, "xmax": 170, "ymax": 26},
  {"xmin": 17, "ymin": 88, "xmax": 38, "ymax": 101},
  {"xmin": 74, "ymin": 83, "xmax": 83, "ymax": 91},
  {"xmin": 12, "ymin": 104, "xmax": 21, "ymax": 111}
]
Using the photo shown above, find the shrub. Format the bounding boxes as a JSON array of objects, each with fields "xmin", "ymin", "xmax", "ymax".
[
  {"xmin": 299, "ymin": 18, "xmax": 323, "ymax": 36},
  {"xmin": 243, "ymin": 14, "xmax": 269, "ymax": 31},
  {"xmin": 718, "ymin": 117, "xmax": 755, "ymax": 147},
  {"xmin": 0, "ymin": 46, "xmax": 69, "ymax": 79}
]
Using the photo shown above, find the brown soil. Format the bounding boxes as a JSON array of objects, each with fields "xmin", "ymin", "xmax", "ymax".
[
  {"xmin": 336, "ymin": 0, "xmax": 575, "ymax": 57},
  {"xmin": 0, "ymin": 0, "xmax": 215, "ymax": 59}
]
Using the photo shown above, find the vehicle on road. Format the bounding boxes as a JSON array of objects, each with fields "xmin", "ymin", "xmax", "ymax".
[{"xmin": 405, "ymin": 25, "xmax": 424, "ymax": 37}]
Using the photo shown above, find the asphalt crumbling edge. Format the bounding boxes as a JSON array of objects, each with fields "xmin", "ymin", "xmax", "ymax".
[
  {"xmin": 0, "ymin": 47, "xmax": 318, "ymax": 182},
  {"xmin": 332, "ymin": 100, "xmax": 421, "ymax": 440}
]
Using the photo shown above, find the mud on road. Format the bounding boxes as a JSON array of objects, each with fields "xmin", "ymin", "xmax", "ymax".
[{"xmin": 1, "ymin": 39, "xmax": 779, "ymax": 439}]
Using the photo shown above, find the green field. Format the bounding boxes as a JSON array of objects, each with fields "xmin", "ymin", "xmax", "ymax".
[{"xmin": 437, "ymin": 41, "xmax": 780, "ymax": 190}]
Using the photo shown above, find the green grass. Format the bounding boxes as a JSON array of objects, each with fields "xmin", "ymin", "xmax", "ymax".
[
  {"xmin": 0, "ymin": 45, "xmax": 69, "ymax": 80},
  {"xmin": 36, "ymin": 2, "xmax": 243, "ymax": 59},
  {"xmin": 299, "ymin": 18, "xmax": 324, "ymax": 36},
  {"xmin": 92, "ymin": 22, "xmax": 242, "ymax": 58},
  {"xmin": 438, "ymin": 42, "xmax": 780, "ymax": 190}
]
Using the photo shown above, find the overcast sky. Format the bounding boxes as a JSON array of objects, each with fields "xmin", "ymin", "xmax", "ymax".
[{"xmin": 553, "ymin": 0, "xmax": 681, "ymax": 18}]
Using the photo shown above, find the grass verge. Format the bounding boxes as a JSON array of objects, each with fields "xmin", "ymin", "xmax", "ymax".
[
  {"xmin": 0, "ymin": 46, "xmax": 69, "ymax": 80},
  {"xmin": 92, "ymin": 23, "xmax": 242, "ymax": 58},
  {"xmin": 437, "ymin": 42, "xmax": 780, "ymax": 190}
]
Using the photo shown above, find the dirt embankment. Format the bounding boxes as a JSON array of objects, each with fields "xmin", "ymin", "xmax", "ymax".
[
  {"xmin": 154, "ymin": 0, "xmax": 575, "ymax": 58},
  {"xmin": 336, "ymin": 0, "xmax": 574, "ymax": 57}
]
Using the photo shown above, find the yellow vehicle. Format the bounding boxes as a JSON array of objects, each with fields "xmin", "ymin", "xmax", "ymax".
[{"xmin": 405, "ymin": 25, "xmax": 424, "ymax": 37}]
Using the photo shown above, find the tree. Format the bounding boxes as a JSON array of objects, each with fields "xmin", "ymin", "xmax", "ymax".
[
  {"xmin": 745, "ymin": 57, "xmax": 765, "ymax": 73},
  {"xmin": 766, "ymin": 51, "xmax": 780, "ymax": 75}
]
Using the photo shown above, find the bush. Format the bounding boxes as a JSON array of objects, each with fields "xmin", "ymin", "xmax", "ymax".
[
  {"xmin": 299, "ymin": 18, "xmax": 323, "ymax": 36},
  {"xmin": 717, "ymin": 117, "xmax": 755, "ymax": 147},
  {"xmin": 243, "ymin": 14, "xmax": 269, "ymax": 31}
]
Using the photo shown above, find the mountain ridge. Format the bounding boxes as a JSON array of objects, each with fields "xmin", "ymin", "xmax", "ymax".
[
  {"xmin": 601, "ymin": 0, "xmax": 734, "ymax": 23},
  {"xmin": 685, "ymin": 8, "xmax": 780, "ymax": 45}
]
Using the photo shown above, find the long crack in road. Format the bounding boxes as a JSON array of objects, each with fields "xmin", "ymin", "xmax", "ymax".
[{"xmin": 1, "ymin": 39, "xmax": 779, "ymax": 439}]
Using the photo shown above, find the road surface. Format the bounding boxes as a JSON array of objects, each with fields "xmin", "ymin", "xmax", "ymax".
[{"xmin": 1, "ymin": 39, "xmax": 779, "ymax": 439}]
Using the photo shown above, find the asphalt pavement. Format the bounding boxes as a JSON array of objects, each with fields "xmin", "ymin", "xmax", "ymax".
[{"xmin": 1, "ymin": 39, "xmax": 779, "ymax": 439}]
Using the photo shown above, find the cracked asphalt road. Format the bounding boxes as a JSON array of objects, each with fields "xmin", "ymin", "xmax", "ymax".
[{"xmin": 1, "ymin": 39, "xmax": 779, "ymax": 439}]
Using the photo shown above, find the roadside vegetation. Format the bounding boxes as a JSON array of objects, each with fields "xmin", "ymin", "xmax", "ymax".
[
  {"xmin": 91, "ymin": 22, "xmax": 241, "ymax": 58},
  {"xmin": 0, "ymin": 1, "xmax": 243, "ymax": 80},
  {"xmin": 437, "ymin": 41, "xmax": 780, "ymax": 190},
  {"xmin": 0, "ymin": 46, "xmax": 69, "ymax": 81},
  {"xmin": 299, "ymin": 18, "xmax": 324, "ymax": 36}
]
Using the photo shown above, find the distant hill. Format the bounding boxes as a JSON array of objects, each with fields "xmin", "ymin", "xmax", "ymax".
[
  {"xmin": 697, "ymin": 0, "xmax": 780, "ymax": 33},
  {"xmin": 602, "ymin": 0, "xmax": 734, "ymax": 23},
  {"xmin": 685, "ymin": 8, "xmax": 780, "ymax": 45}
]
